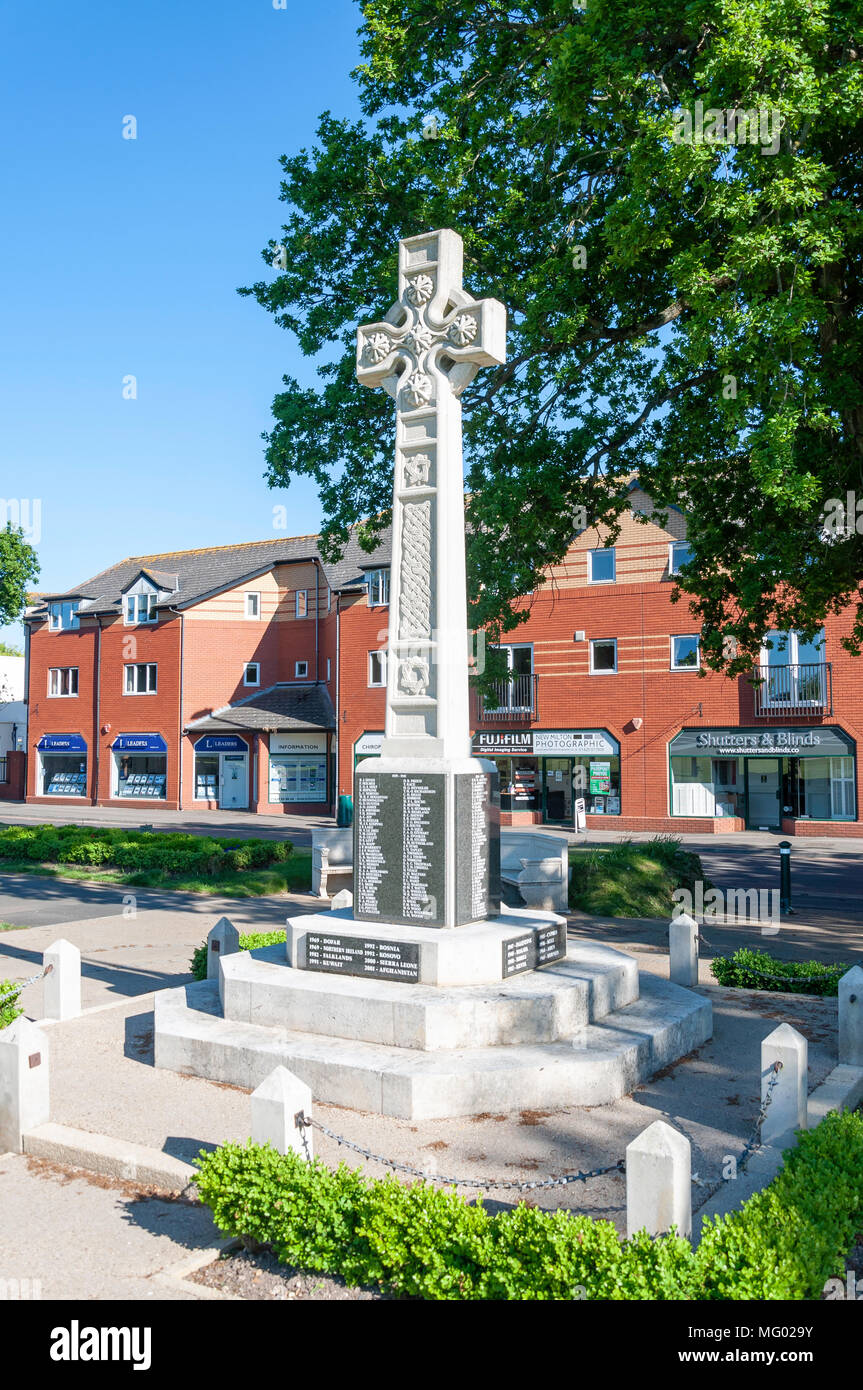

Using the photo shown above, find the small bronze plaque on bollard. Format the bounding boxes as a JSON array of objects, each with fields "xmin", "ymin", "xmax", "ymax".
[{"xmin": 28, "ymin": 1053, "xmax": 41, "ymax": 1069}]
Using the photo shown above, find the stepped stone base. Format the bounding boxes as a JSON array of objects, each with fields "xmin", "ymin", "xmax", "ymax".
[{"xmin": 154, "ymin": 917, "xmax": 712, "ymax": 1119}]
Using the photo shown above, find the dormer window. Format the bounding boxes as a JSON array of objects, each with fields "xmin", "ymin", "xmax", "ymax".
[
  {"xmin": 367, "ymin": 568, "xmax": 390, "ymax": 607},
  {"xmin": 124, "ymin": 593, "xmax": 157, "ymax": 625},
  {"xmin": 49, "ymin": 600, "xmax": 80, "ymax": 631}
]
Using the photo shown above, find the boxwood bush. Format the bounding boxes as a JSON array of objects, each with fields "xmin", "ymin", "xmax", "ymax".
[
  {"xmin": 710, "ymin": 947, "xmax": 849, "ymax": 996},
  {"xmin": 190, "ymin": 929, "xmax": 287, "ymax": 980},
  {"xmin": 194, "ymin": 1108, "xmax": 863, "ymax": 1301},
  {"xmin": 0, "ymin": 824, "xmax": 292, "ymax": 883}
]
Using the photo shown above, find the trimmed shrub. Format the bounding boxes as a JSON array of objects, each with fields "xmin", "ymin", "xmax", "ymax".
[
  {"xmin": 710, "ymin": 947, "xmax": 848, "ymax": 996},
  {"xmin": 0, "ymin": 824, "xmax": 292, "ymax": 883},
  {"xmin": 190, "ymin": 928, "xmax": 287, "ymax": 981},
  {"xmin": 193, "ymin": 1109, "xmax": 863, "ymax": 1301},
  {"xmin": 0, "ymin": 979, "xmax": 23, "ymax": 1030}
]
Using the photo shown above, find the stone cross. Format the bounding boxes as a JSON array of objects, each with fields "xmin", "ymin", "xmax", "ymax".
[{"xmin": 357, "ymin": 229, "xmax": 506, "ymax": 761}]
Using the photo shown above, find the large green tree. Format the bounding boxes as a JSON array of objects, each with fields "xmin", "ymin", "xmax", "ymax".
[
  {"xmin": 243, "ymin": 0, "xmax": 863, "ymax": 672},
  {"xmin": 0, "ymin": 526, "xmax": 39, "ymax": 628}
]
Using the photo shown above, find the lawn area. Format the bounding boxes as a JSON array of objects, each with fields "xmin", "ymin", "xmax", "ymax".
[
  {"xmin": 568, "ymin": 838, "xmax": 705, "ymax": 918},
  {"xmin": 0, "ymin": 824, "xmax": 312, "ymax": 898}
]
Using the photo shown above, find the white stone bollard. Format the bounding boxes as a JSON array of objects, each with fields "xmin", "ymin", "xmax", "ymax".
[
  {"xmin": 626, "ymin": 1119, "xmax": 691, "ymax": 1240},
  {"xmin": 207, "ymin": 917, "xmax": 240, "ymax": 980},
  {"xmin": 43, "ymin": 939, "xmax": 81, "ymax": 1020},
  {"xmin": 251, "ymin": 1066, "xmax": 313, "ymax": 1159},
  {"xmin": 669, "ymin": 912, "xmax": 698, "ymax": 987},
  {"xmin": 838, "ymin": 964, "xmax": 863, "ymax": 1067},
  {"xmin": 0, "ymin": 1018, "xmax": 50, "ymax": 1153},
  {"xmin": 330, "ymin": 889, "xmax": 353, "ymax": 912},
  {"xmin": 761, "ymin": 1023, "xmax": 807, "ymax": 1149}
]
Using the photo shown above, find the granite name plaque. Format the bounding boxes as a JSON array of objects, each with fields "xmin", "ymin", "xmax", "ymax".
[
  {"xmin": 454, "ymin": 770, "xmax": 501, "ymax": 925},
  {"xmin": 502, "ymin": 922, "xmax": 567, "ymax": 978},
  {"xmin": 354, "ymin": 770, "xmax": 447, "ymax": 927},
  {"xmin": 303, "ymin": 931, "xmax": 421, "ymax": 982}
]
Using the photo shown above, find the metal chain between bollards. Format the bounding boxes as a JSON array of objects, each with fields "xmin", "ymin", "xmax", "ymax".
[
  {"xmin": 691, "ymin": 1060, "xmax": 784, "ymax": 1211},
  {"xmin": 0, "ymin": 964, "xmax": 53, "ymax": 1009},
  {"xmin": 294, "ymin": 1112, "xmax": 625, "ymax": 1192}
]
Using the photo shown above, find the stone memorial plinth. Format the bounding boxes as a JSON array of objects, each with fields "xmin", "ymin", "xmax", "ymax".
[{"xmin": 154, "ymin": 228, "xmax": 712, "ymax": 1119}]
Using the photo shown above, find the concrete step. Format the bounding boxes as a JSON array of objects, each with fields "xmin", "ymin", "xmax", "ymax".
[
  {"xmin": 220, "ymin": 940, "xmax": 638, "ymax": 1050},
  {"xmin": 155, "ymin": 975, "xmax": 712, "ymax": 1120}
]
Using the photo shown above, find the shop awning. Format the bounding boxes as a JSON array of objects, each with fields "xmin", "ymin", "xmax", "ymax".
[
  {"xmin": 194, "ymin": 735, "xmax": 248, "ymax": 753},
  {"xmin": 37, "ymin": 734, "xmax": 87, "ymax": 752},
  {"xmin": 111, "ymin": 733, "xmax": 168, "ymax": 753}
]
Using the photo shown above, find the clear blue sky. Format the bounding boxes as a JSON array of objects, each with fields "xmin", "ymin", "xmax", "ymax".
[{"xmin": 0, "ymin": 0, "xmax": 364, "ymax": 646}]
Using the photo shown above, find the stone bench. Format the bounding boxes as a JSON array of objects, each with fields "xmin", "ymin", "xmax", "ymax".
[
  {"xmin": 311, "ymin": 827, "xmax": 353, "ymax": 898},
  {"xmin": 499, "ymin": 828, "xmax": 570, "ymax": 913}
]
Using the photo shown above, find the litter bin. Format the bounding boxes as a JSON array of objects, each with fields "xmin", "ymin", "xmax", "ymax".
[{"xmin": 336, "ymin": 794, "xmax": 354, "ymax": 828}]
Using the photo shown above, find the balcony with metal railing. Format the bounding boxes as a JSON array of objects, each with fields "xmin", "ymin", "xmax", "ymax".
[
  {"xmin": 473, "ymin": 673, "xmax": 539, "ymax": 722},
  {"xmin": 751, "ymin": 663, "xmax": 833, "ymax": 717}
]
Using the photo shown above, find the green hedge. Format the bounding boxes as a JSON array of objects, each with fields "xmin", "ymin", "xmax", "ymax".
[
  {"xmin": 0, "ymin": 980, "xmax": 23, "ymax": 1030},
  {"xmin": 194, "ymin": 1108, "xmax": 863, "ymax": 1301},
  {"xmin": 710, "ymin": 947, "xmax": 849, "ymax": 996},
  {"xmin": 0, "ymin": 825, "xmax": 292, "ymax": 880},
  {"xmin": 190, "ymin": 929, "xmax": 287, "ymax": 980}
]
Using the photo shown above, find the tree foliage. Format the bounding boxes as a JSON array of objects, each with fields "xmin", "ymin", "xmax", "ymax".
[
  {"xmin": 242, "ymin": 0, "xmax": 863, "ymax": 671},
  {"xmin": 0, "ymin": 526, "xmax": 39, "ymax": 629}
]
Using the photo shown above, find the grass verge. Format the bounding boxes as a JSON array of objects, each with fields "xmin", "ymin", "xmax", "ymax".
[{"xmin": 569, "ymin": 837, "xmax": 705, "ymax": 917}]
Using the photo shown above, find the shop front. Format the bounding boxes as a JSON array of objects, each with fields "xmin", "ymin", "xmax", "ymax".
[
  {"xmin": 193, "ymin": 734, "xmax": 250, "ymax": 809},
  {"xmin": 471, "ymin": 729, "xmax": 621, "ymax": 824},
  {"xmin": 36, "ymin": 733, "xmax": 88, "ymax": 797},
  {"xmin": 112, "ymin": 733, "xmax": 168, "ymax": 800},
  {"xmin": 268, "ymin": 732, "xmax": 328, "ymax": 806},
  {"xmin": 669, "ymin": 727, "xmax": 857, "ymax": 830}
]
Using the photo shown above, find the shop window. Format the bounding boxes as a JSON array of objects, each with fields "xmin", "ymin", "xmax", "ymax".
[
  {"xmin": 590, "ymin": 639, "xmax": 617, "ymax": 673},
  {"xmin": 245, "ymin": 592, "xmax": 260, "ymax": 619},
  {"xmin": 367, "ymin": 569, "xmax": 390, "ymax": 607},
  {"xmin": 792, "ymin": 756, "xmax": 855, "ymax": 822},
  {"xmin": 295, "ymin": 660, "xmax": 308, "ymax": 678},
  {"xmin": 494, "ymin": 755, "xmax": 539, "ymax": 813},
  {"xmin": 296, "ymin": 590, "xmax": 308, "ymax": 618},
  {"xmin": 124, "ymin": 662, "xmax": 157, "ymax": 694},
  {"xmin": 48, "ymin": 667, "xmax": 78, "ymax": 697},
  {"xmin": 670, "ymin": 756, "xmax": 744, "ymax": 818},
  {"xmin": 669, "ymin": 542, "xmax": 693, "ymax": 575},
  {"xmin": 588, "ymin": 549, "xmax": 616, "ymax": 584},
  {"xmin": 194, "ymin": 755, "xmax": 219, "ymax": 800},
  {"xmin": 49, "ymin": 600, "xmax": 79, "ymax": 631},
  {"xmin": 671, "ymin": 635, "xmax": 700, "ymax": 669},
  {"xmin": 368, "ymin": 650, "xmax": 387, "ymax": 686},
  {"xmin": 244, "ymin": 662, "xmax": 260, "ymax": 686},
  {"xmin": 41, "ymin": 754, "xmax": 87, "ymax": 796},
  {"xmin": 115, "ymin": 753, "xmax": 167, "ymax": 799},
  {"xmin": 269, "ymin": 755, "xmax": 327, "ymax": 803},
  {"xmin": 124, "ymin": 593, "xmax": 156, "ymax": 625}
]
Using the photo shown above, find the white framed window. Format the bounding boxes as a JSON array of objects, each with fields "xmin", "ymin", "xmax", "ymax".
[
  {"xmin": 244, "ymin": 662, "xmax": 260, "ymax": 687},
  {"xmin": 48, "ymin": 667, "xmax": 78, "ymax": 697},
  {"xmin": 368, "ymin": 650, "xmax": 387, "ymax": 686},
  {"xmin": 589, "ymin": 639, "xmax": 618, "ymax": 674},
  {"xmin": 244, "ymin": 591, "xmax": 260, "ymax": 619},
  {"xmin": 671, "ymin": 635, "xmax": 700, "ymax": 670},
  {"xmin": 367, "ymin": 569, "xmax": 390, "ymax": 607},
  {"xmin": 296, "ymin": 589, "xmax": 308, "ymax": 618},
  {"xmin": 48, "ymin": 600, "xmax": 79, "ymax": 631},
  {"xmin": 124, "ymin": 662, "xmax": 157, "ymax": 694},
  {"xmin": 669, "ymin": 541, "xmax": 693, "ymax": 575},
  {"xmin": 295, "ymin": 660, "xmax": 308, "ymax": 678},
  {"xmin": 588, "ymin": 548, "xmax": 616, "ymax": 584},
  {"xmin": 124, "ymin": 593, "xmax": 156, "ymax": 625}
]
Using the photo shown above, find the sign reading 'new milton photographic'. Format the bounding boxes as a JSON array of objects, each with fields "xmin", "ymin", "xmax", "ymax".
[{"xmin": 472, "ymin": 729, "xmax": 620, "ymax": 757}]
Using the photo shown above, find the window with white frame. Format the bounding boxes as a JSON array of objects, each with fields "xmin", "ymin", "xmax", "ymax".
[
  {"xmin": 367, "ymin": 569, "xmax": 390, "ymax": 606},
  {"xmin": 671, "ymin": 635, "xmax": 700, "ymax": 670},
  {"xmin": 48, "ymin": 667, "xmax": 78, "ymax": 697},
  {"xmin": 589, "ymin": 639, "xmax": 618, "ymax": 673},
  {"xmin": 669, "ymin": 541, "xmax": 693, "ymax": 575},
  {"xmin": 48, "ymin": 600, "xmax": 79, "ymax": 631},
  {"xmin": 588, "ymin": 548, "xmax": 616, "ymax": 584},
  {"xmin": 244, "ymin": 662, "xmax": 260, "ymax": 686},
  {"xmin": 295, "ymin": 660, "xmax": 308, "ymax": 678},
  {"xmin": 368, "ymin": 650, "xmax": 387, "ymax": 686},
  {"xmin": 244, "ymin": 592, "xmax": 260, "ymax": 619},
  {"xmin": 124, "ymin": 593, "xmax": 156, "ymax": 625},
  {"xmin": 124, "ymin": 662, "xmax": 157, "ymax": 694},
  {"xmin": 295, "ymin": 589, "xmax": 308, "ymax": 618}
]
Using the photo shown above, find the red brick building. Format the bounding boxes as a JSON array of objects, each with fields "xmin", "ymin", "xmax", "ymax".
[{"xmin": 23, "ymin": 485, "xmax": 862, "ymax": 834}]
